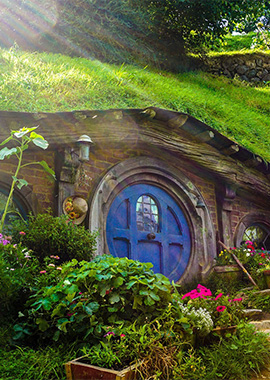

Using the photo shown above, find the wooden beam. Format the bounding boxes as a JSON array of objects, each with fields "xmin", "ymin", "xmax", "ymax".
[
  {"xmin": 244, "ymin": 156, "xmax": 263, "ymax": 168},
  {"xmin": 167, "ymin": 114, "xmax": 189, "ymax": 128},
  {"xmin": 221, "ymin": 144, "xmax": 239, "ymax": 156},
  {"xmin": 139, "ymin": 123, "xmax": 270, "ymax": 198},
  {"xmin": 194, "ymin": 130, "xmax": 215, "ymax": 142}
]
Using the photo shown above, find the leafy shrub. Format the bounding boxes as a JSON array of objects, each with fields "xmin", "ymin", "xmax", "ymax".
[
  {"xmin": 0, "ymin": 239, "xmax": 38, "ymax": 316},
  {"xmin": 0, "ymin": 238, "xmax": 65, "ymax": 317},
  {"xmin": 11, "ymin": 212, "xmax": 97, "ymax": 263},
  {"xmin": 14, "ymin": 255, "xmax": 173, "ymax": 344}
]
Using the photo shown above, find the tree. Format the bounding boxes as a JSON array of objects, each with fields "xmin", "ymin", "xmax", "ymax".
[{"xmin": 135, "ymin": 0, "xmax": 266, "ymax": 53}]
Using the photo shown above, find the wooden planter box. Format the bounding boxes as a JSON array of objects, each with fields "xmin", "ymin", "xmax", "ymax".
[
  {"xmin": 263, "ymin": 269, "xmax": 270, "ymax": 288},
  {"xmin": 214, "ymin": 265, "xmax": 242, "ymax": 282},
  {"xmin": 65, "ymin": 356, "xmax": 140, "ymax": 380}
]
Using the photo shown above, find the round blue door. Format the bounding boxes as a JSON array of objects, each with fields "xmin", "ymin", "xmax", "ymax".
[{"xmin": 106, "ymin": 184, "xmax": 191, "ymax": 282}]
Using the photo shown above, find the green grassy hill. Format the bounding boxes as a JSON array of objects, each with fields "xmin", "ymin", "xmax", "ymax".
[{"xmin": 0, "ymin": 47, "xmax": 270, "ymax": 160}]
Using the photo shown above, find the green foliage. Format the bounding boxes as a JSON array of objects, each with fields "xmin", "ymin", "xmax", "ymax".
[
  {"xmin": 0, "ymin": 0, "xmax": 265, "ymax": 64},
  {"xmin": 200, "ymin": 323, "xmax": 270, "ymax": 380},
  {"xmin": 0, "ymin": 344, "xmax": 77, "ymax": 380},
  {"xmin": 212, "ymin": 32, "xmax": 257, "ymax": 52},
  {"xmin": 11, "ymin": 212, "xmax": 97, "ymax": 263},
  {"xmin": 244, "ymin": 290, "xmax": 270, "ymax": 312},
  {"xmin": 0, "ymin": 126, "xmax": 55, "ymax": 232},
  {"xmin": 14, "ymin": 255, "xmax": 173, "ymax": 344},
  {"xmin": 80, "ymin": 303, "xmax": 195, "ymax": 375},
  {"xmin": 0, "ymin": 239, "xmax": 65, "ymax": 317},
  {"xmin": 133, "ymin": 0, "xmax": 265, "ymax": 54}
]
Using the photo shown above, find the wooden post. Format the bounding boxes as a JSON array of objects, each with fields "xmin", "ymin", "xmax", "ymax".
[{"xmin": 218, "ymin": 240, "xmax": 257, "ymax": 287}]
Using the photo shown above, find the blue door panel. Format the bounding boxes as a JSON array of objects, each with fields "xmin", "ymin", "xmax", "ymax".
[
  {"xmin": 167, "ymin": 207, "xmax": 182, "ymax": 235},
  {"xmin": 113, "ymin": 238, "xmax": 130, "ymax": 258},
  {"xmin": 137, "ymin": 241, "xmax": 161, "ymax": 273},
  {"xmin": 106, "ymin": 184, "xmax": 191, "ymax": 282}
]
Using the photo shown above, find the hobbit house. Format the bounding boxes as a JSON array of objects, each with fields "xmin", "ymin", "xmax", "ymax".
[{"xmin": 1, "ymin": 107, "xmax": 270, "ymax": 283}]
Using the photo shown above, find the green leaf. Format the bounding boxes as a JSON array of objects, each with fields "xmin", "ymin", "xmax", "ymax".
[
  {"xmin": 37, "ymin": 160, "xmax": 56, "ymax": 179},
  {"xmin": 133, "ymin": 295, "xmax": 142, "ymax": 309},
  {"xmin": 108, "ymin": 306, "xmax": 118, "ymax": 312},
  {"xmin": 0, "ymin": 147, "xmax": 18, "ymax": 160},
  {"xmin": 30, "ymin": 132, "xmax": 45, "ymax": 140},
  {"xmin": 36, "ymin": 318, "xmax": 49, "ymax": 332},
  {"xmin": 112, "ymin": 276, "xmax": 124, "ymax": 288},
  {"xmin": 100, "ymin": 285, "xmax": 111, "ymax": 297},
  {"xmin": 41, "ymin": 298, "xmax": 52, "ymax": 310},
  {"xmin": 109, "ymin": 293, "xmax": 120, "ymax": 304},
  {"xmin": 52, "ymin": 303, "xmax": 66, "ymax": 317},
  {"xmin": 144, "ymin": 296, "xmax": 155, "ymax": 306},
  {"xmin": 14, "ymin": 127, "xmax": 38, "ymax": 138},
  {"xmin": 32, "ymin": 137, "xmax": 49, "ymax": 149},
  {"xmin": 16, "ymin": 178, "xmax": 28, "ymax": 189},
  {"xmin": 84, "ymin": 301, "xmax": 99, "ymax": 315},
  {"xmin": 53, "ymin": 330, "xmax": 61, "ymax": 342},
  {"xmin": 66, "ymin": 292, "xmax": 76, "ymax": 302},
  {"xmin": 139, "ymin": 290, "xmax": 150, "ymax": 296},
  {"xmin": 126, "ymin": 280, "xmax": 137, "ymax": 289},
  {"xmin": 57, "ymin": 319, "xmax": 71, "ymax": 333},
  {"xmin": 149, "ymin": 292, "xmax": 160, "ymax": 301},
  {"xmin": 66, "ymin": 284, "xmax": 79, "ymax": 294}
]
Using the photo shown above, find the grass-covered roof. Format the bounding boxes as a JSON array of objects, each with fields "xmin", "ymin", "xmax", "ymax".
[{"xmin": 0, "ymin": 47, "xmax": 269, "ymax": 161}]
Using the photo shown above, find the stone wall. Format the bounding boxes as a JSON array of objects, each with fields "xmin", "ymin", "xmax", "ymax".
[{"xmin": 204, "ymin": 52, "xmax": 270, "ymax": 83}]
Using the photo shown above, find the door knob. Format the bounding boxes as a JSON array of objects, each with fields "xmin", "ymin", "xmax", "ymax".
[{"xmin": 147, "ymin": 232, "xmax": 156, "ymax": 240}]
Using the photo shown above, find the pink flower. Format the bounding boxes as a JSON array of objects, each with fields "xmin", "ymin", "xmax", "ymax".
[
  {"xmin": 231, "ymin": 298, "xmax": 242, "ymax": 302},
  {"xmin": 19, "ymin": 231, "xmax": 26, "ymax": 235},
  {"xmin": 216, "ymin": 305, "xmax": 226, "ymax": 312},
  {"xmin": 48, "ymin": 263, "xmax": 55, "ymax": 267},
  {"xmin": 215, "ymin": 293, "xmax": 223, "ymax": 301},
  {"xmin": 40, "ymin": 270, "xmax": 46, "ymax": 274},
  {"xmin": 104, "ymin": 331, "xmax": 115, "ymax": 337},
  {"xmin": 10, "ymin": 268, "xmax": 15, "ymax": 271},
  {"xmin": 56, "ymin": 267, "xmax": 62, "ymax": 270},
  {"xmin": 120, "ymin": 334, "xmax": 126, "ymax": 338},
  {"xmin": 182, "ymin": 285, "xmax": 212, "ymax": 300}
]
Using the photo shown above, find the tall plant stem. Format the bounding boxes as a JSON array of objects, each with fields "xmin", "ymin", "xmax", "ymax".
[{"xmin": 0, "ymin": 146, "xmax": 23, "ymax": 233}]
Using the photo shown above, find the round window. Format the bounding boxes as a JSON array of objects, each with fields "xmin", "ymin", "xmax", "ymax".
[
  {"xmin": 242, "ymin": 223, "xmax": 270, "ymax": 250},
  {"xmin": 0, "ymin": 189, "xmax": 27, "ymax": 230}
]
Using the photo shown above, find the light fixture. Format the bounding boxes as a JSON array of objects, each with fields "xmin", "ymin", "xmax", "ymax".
[
  {"xmin": 196, "ymin": 198, "xmax": 205, "ymax": 208},
  {"xmin": 76, "ymin": 135, "xmax": 93, "ymax": 162}
]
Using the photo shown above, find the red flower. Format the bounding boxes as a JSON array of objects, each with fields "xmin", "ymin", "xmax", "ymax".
[
  {"xmin": 261, "ymin": 253, "xmax": 266, "ymax": 258},
  {"xmin": 216, "ymin": 305, "xmax": 226, "ymax": 312}
]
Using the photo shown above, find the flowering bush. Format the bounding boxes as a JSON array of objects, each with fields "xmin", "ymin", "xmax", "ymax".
[
  {"xmin": 181, "ymin": 284, "xmax": 244, "ymax": 329},
  {"xmin": 0, "ymin": 234, "xmax": 65, "ymax": 317},
  {"xmin": 215, "ymin": 241, "xmax": 257, "ymax": 266},
  {"xmin": 11, "ymin": 212, "xmax": 97, "ymax": 263}
]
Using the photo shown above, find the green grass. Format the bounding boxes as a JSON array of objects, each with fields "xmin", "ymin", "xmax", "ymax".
[
  {"xmin": 0, "ymin": 47, "xmax": 270, "ymax": 160},
  {"xmin": 211, "ymin": 32, "xmax": 256, "ymax": 52}
]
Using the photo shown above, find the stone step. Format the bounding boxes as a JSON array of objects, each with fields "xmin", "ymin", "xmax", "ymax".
[{"xmin": 250, "ymin": 320, "xmax": 270, "ymax": 331}]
